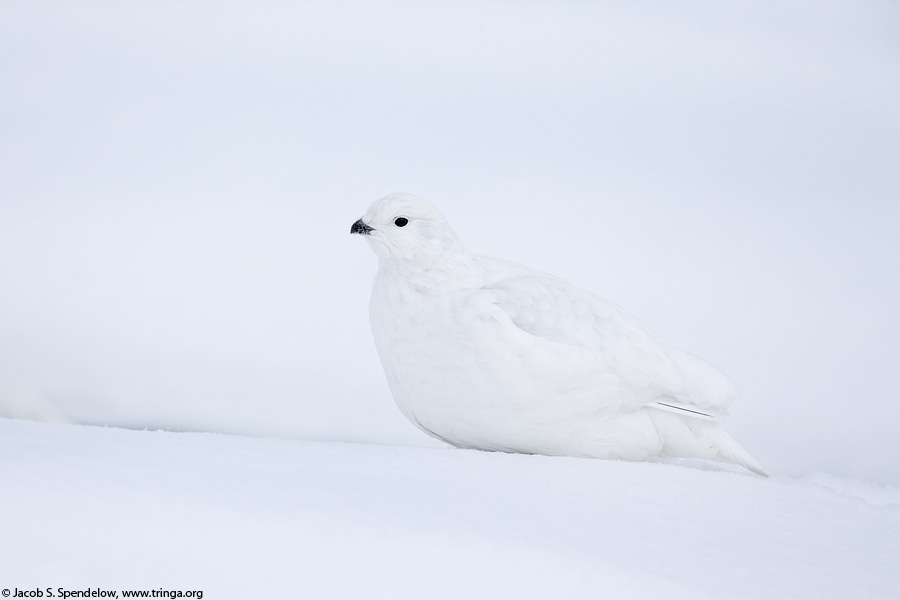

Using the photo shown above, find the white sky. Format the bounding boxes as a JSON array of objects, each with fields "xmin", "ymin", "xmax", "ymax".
[{"xmin": 1, "ymin": 0, "xmax": 898, "ymax": 483}]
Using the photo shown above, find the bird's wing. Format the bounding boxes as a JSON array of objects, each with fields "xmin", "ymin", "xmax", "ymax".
[{"xmin": 484, "ymin": 274, "xmax": 738, "ymax": 416}]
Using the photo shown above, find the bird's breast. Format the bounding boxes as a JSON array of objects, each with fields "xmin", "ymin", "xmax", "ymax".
[{"xmin": 369, "ymin": 284, "xmax": 507, "ymax": 435}]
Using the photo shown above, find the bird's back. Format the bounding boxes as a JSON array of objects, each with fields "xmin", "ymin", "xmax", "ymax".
[{"xmin": 474, "ymin": 254, "xmax": 740, "ymax": 415}]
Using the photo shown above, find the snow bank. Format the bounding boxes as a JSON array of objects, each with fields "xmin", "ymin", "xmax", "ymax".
[{"xmin": 1, "ymin": 418, "xmax": 897, "ymax": 599}]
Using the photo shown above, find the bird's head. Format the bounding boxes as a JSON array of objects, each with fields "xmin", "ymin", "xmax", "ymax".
[{"xmin": 351, "ymin": 193, "xmax": 468, "ymax": 264}]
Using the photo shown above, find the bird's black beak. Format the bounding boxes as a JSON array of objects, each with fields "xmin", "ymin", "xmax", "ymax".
[{"xmin": 351, "ymin": 219, "xmax": 374, "ymax": 235}]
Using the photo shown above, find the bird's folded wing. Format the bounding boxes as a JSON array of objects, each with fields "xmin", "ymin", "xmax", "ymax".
[{"xmin": 485, "ymin": 274, "xmax": 737, "ymax": 416}]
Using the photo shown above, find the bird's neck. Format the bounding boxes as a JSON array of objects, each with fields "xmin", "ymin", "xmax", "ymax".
[{"xmin": 377, "ymin": 246, "xmax": 479, "ymax": 295}]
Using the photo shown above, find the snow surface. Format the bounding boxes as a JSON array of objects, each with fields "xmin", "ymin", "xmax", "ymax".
[{"xmin": 2, "ymin": 418, "xmax": 898, "ymax": 599}]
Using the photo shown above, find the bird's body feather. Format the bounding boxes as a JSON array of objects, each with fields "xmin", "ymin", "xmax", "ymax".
[{"xmin": 355, "ymin": 193, "xmax": 766, "ymax": 475}]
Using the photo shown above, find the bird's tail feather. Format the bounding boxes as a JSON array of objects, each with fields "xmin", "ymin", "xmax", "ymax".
[
  {"xmin": 704, "ymin": 425, "xmax": 769, "ymax": 477},
  {"xmin": 648, "ymin": 408, "xmax": 768, "ymax": 476}
]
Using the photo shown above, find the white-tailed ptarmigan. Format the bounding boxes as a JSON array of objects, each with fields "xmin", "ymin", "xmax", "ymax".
[{"xmin": 352, "ymin": 193, "xmax": 766, "ymax": 476}]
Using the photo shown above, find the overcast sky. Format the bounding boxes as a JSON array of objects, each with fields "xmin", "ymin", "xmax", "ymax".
[{"xmin": 1, "ymin": 0, "xmax": 898, "ymax": 484}]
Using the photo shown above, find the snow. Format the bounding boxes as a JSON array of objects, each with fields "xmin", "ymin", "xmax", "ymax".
[{"xmin": 2, "ymin": 418, "xmax": 898, "ymax": 599}]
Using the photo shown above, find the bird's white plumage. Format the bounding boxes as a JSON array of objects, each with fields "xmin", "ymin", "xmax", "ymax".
[{"xmin": 353, "ymin": 193, "xmax": 766, "ymax": 475}]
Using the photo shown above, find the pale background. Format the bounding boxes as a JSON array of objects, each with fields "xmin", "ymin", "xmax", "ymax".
[{"xmin": 1, "ymin": 1, "xmax": 898, "ymax": 484}]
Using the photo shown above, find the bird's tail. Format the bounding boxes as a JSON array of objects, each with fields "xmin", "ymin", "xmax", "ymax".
[
  {"xmin": 648, "ymin": 408, "xmax": 768, "ymax": 476},
  {"xmin": 703, "ymin": 424, "xmax": 768, "ymax": 477}
]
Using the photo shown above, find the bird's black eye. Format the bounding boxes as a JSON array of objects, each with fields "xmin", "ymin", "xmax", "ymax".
[{"xmin": 394, "ymin": 217, "xmax": 409, "ymax": 227}]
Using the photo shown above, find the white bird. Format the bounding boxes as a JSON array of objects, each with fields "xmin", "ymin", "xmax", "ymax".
[{"xmin": 351, "ymin": 193, "xmax": 766, "ymax": 476}]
